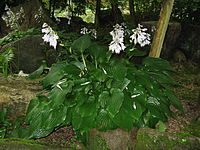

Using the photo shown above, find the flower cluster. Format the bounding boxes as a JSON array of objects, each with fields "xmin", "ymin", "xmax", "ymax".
[
  {"xmin": 80, "ymin": 27, "xmax": 97, "ymax": 39},
  {"xmin": 130, "ymin": 24, "xmax": 151, "ymax": 47},
  {"xmin": 42, "ymin": 23, "xmax": 59, "ymax": 49},
  {"xmin": 109, "ymin": 24, "xmax": 126, "ymax": 54},
  {"xmin": 2, "ymin": 5, "xmax": 25, "ymax": 30},
  {"xmin": 34, "ymin": 6, "xmax": 43, "ymax": 23}
]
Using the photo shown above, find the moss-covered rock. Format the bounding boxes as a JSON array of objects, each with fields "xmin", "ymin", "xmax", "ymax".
[
  {"xmin": 135, "ymin": 128, "xmax": 200, "ymax": 150},
  {"xmin": 88, "ymin": 128, "xmax": 136, "ymax": 150},
  {"xmin": 0, "ymin": 138, "xmax": 66, "ymax": 150}
]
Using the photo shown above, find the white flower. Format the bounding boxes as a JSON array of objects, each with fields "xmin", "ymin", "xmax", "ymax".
[
  {"xmin": 130, "ymin": 24, "xmax": 151, "ymax": 47},
  {"xmin": 80, "ymin": 27, "xmax": 89, "ymax": 34},
  {"xmin": 2, "ymin": 5, "xmax": 25, "ymax": 30},
  {"xmin": 90, "ymin": 29, "xmax": 97, "ymax": 39},
  {"xmin": 80, "ymin": 27, "xmax": 97, "ymax": 39},
  {"xmin": 42, "ymin": 23, "xmax": 59, "ymax": 49},
  {"xmin": 109, "ymin": 24, "xmax": 126, "ymax": 54}
]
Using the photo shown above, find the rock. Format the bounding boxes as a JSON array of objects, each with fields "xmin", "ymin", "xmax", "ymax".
[
  {"xmin": 0, "ymin": 75, "xmax": 42, "ymax": 120},
  {"xmin": 88, "ymin": 128, "xmax": 136, "ymax": 150},
  {"xmin": 142, "ymin": 21, "xmax": 182, "ymax": 59},
  {"xmin": 177, "ymin": 24, "xmax": 200, "ymax": 63},
  {"xmin": 0, "ymin": 138, "xmax": 65, "ymax": 150},
  {"xmin": 0, "ymin": 0, "xmax": 53, "ymax": 33},
  {"xmin": 0, "ymin": 35, "xmax": 58, "ymax": 73},
  {"xmin": 135, "ymin": 128, "xmax": 200, "ymax": 150},
  {"xmin": 173, "ymin": 50, "xmax": 187, "ymax": 63}
]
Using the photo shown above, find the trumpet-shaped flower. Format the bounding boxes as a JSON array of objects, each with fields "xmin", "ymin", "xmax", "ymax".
[
  {"xmin": 2, "ymin": 5, "xmax": 25, "ymax": 30},
  {"xmin": 109, "ymin": 24, "xmax": 126, "ymax": 54},
  {"xmin": 80, "ymin": 27, "xmax": 89, "ymax": 35},
  {"xmin": 42, "ymin": 23, "xmax": 59, "ymax": 49},
  {"xmin": 130, "ymin": 24, "xmax": 151, "ymax": 47},
  {"xmin": 80, "ymin": 27, "xmax": 97, "ymax": 39}
]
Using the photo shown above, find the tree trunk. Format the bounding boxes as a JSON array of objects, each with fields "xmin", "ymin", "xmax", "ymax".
[
  {"xmin": 49, "ymin": 0, "xmax": 52, "ymax": 16},
  {"xmin": 129, "ymin": 0, "xmax": 136, "ymax": 27},
  {"xmin": 111, "ymin": 1, "xmax": 122, "ymax": 24},
  {"xmin": 95, "ymin": 0, "xmax": 101, "ymax": 28},
  {"xmin": 148, "ymin": 0, "xmax": 174, "ymax": 58}
]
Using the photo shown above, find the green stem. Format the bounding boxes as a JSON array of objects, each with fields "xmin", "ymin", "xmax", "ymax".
[
  {"xmin": 81, "ymin": 53, "xmax": 87, "ymax": 71},
  {"xmin": 95, "ymin": 58, "xmax": 98, "ymax": 69}
]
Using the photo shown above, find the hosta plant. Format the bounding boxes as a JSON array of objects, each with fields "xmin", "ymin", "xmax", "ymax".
[{"xmin": 11, "ymin": 33, "xmax": 182, "ymax": 140}]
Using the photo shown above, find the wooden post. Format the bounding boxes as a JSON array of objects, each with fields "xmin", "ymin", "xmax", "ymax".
[{"xmin": 149, "ymin": 0, "xmax": 174, "ymax": 58}]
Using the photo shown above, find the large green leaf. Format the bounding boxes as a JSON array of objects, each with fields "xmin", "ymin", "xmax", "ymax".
[
  {"xmin": 148, "ymin": 105, "xmax": 167, "ymax": 122},
  {"xmin": 112, "ymin": 97, "xmax": 135, "ymax": 130},
  {"xmin": 25, "ymin": 97, "xmax": 46, "ymax": 124},
  {"xmin": 71, "ymin": 34, "xmax": 92, "ymax": 53},
  {"xmin": 28, "ymin": 60, "xmax": 47, "ymax": 80},
  {"xmin": 147, "ymin": 72, "xmax": 178, "ymax": 87},
  {"xmin": 96, "ymin": 109, "xmax": 117, "ymax": 131},
  {"xmin": 77, "ymin": 101, "xmax": 97, "ymax": 117},
  {"xmin": 165, "ymin": 90, "xmax": 183, "ymax": 111},
  {"xmin": 42, "ymin": 62, "xmax": 80, "ymax": 87},
  {"xmin": 98, "ymin": 91, "xmax": 110, "ymax": 108},
  {"xmin": 92, "ymin": 68, "xmax": 107, "ymax": 82},
  {"xmin": 87, "ymin": 43, "xmax": 107, "ymax": 63},
  {"xmin": 107, "ymin": 88, "xmax": 124, "ymax": 118},
  {"xmin": 132, "ymin": 101, "xmax": 145, "ymax": 121},
  {"xmin": 142, "ymin": 57, "xmax": 175, "ymax": 72},
  {"xmin": 111, "ymin": 78, "xmax": 130, "ymax": 91},
  {"xmin": 105, "ymin": 60, "xmax": 128, "ymax": 81},
  {"xmin": 42, "ymin": 61, "xmax": 68, "ymax": 87},
  {"xmin": 72, "ymin": 106, "xmax": 97, "ymax": 131},
  {"xmin": 135, "ymin": 71, "xmax": 154, "ymax": 91},
  {"xmin": 41, "ymin": 105, "xmax": 68, "ymax": 129}
]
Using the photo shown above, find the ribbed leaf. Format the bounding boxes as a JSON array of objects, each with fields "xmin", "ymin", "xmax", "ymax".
[
  {"xmin": 42, "ymin": 61, "xmax": 68, "ymax": 87},
  {"xmin": 98, "ymin": 91, "xmax": 110, "ymax": 108},
  {"xmin": 78, "ymin": 102, "xmax": 97, "ymax": 117},
  {"xmin": 165, "ymin": 90, "xmax": 183, "ymax": 111},
  {"xmin": 132, "ymin": 101, "xmax": 145, "ymax": 120},
  {"xmin": 112, "ymin": 97, "xmax": 134, "ymax": 130},
  {"xmin": 71, "ymin": 34, "xmax": 92, "ymax": 53},
  {"xmin": 87, "ymin": 43, "xmax": 107, "ymax": 63},
  {"xmin": 96, "ymin": 109, "xmax": 117, "ymax": 131},
  {"xmin": 142, "ymin": 57, "xmax": 175, "ymax": 72},
  {"xmin": 92, "ymin": 68, "xmax": 107, "ymax": 82},
  {"xmin": 105, "ymin": 60, "xmax": 127, "ymax": 81},
  {"xmin": 107, "ymin": 88, "xmax": 124, "ymax": 118},
  {"xmin": 111, "ymin": 78, "xmax": 130, "ymax": 91}
]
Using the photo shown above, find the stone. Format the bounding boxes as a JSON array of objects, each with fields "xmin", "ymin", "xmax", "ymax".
[
  {"xmin": 0, "ymin": 138, "xmax": 65, "ymax": 150},
  {"xmin": 173, "ymin": 50, "xmax": 187, "ymax": 63},
  {"xmin": 0, "ymin": 35, "xmax": 58, "ymax": 73},
  {"xmin": 88, "ymin": 128, "xmax": 136, "ymax": 150},
  {"xmin": 176, "ymin": 24, "xmax": 200, "ymax": 63},
  {"xmin": 0, "ymin": 0, "xmax": 53, "ymax": 33},
  {"xmin": 135, "ymin": 128, "xmax": 200, "ymax": 150},
  {"xmin": 141, "ymin": 21, "xmax": 182, "ymax": 59}
]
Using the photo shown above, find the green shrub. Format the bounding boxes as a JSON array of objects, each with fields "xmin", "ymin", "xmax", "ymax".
[{"xmin": 11, "ymin": 35, "xmax": 182, "ymax": 140}]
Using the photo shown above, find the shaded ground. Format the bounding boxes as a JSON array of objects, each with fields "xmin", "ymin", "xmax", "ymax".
[{"xmin": 0, "ymin": 61, "xmax": 199, "ymax": 149}]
